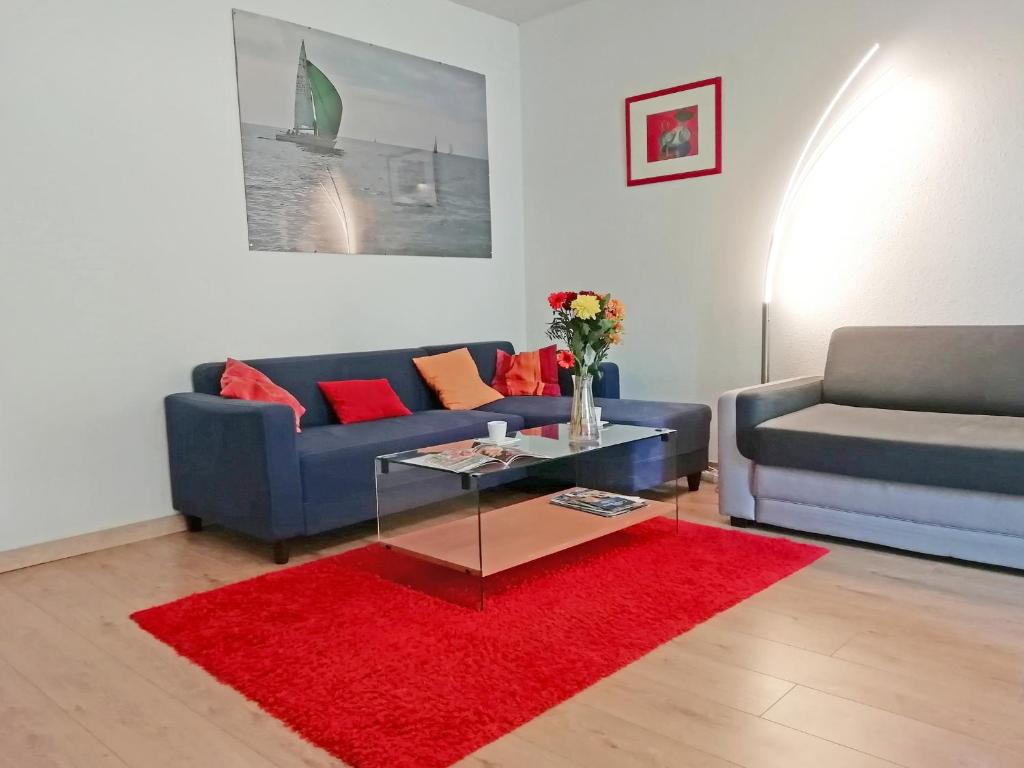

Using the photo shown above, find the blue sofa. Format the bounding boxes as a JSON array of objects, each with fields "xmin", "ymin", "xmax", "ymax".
[{"xmin": 165, "ymin": 341, "xmax": 711, "ymax": 562}]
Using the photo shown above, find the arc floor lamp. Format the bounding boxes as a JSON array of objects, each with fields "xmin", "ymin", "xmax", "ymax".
[{"xmin": 760, "ymin": 43, "xmax": 880, "ymax": 383}]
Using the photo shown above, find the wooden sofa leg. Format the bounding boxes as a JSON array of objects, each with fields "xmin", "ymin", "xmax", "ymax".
[
  {"xmin": 184, "ymin": 515, "xmax": 203, "ymax": 532},
  {"xmin": 686, "ymin": 472, "xmax": 702, "ymax": 492},
  {"xmin": 730, "ymin": 517, "xmax": 755, "ymax": 528},
  {"xmin": 272, "ymin": 541, "xmax": 291, "ymax": 565}
]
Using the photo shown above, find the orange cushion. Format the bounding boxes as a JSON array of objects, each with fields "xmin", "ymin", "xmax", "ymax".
[
  {"xmin": 412, "ymin": 348, "xmax": 503, "ymax": 410},
  {"xmin": 220, "ymin": 358, "xmax": 306, "ymax": 432},
  {"xmin": 318, "ymin": 379, "xmax": 412, "ymax": 424}
]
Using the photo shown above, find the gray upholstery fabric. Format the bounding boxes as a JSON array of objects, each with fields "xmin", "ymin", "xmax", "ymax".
[
  {"xmin": 717, "ymin": 386, "xmax": 756, "ymax": 520},
  {"xmin": 752, "ymin": 404, "xmax": 1024, "ymax": 495},
  {"xmin": 824, "ymin": 326, "xmax": 1024, "ymax": 416},
  {"xmin": 754, "ymin": 496, "xmax": 1024, "ymax": 570},
  {"xmin": 754, "ymin": 465, "xmax": 1024, "ymax": 538},
  {"xmin": 734, "ymin": 376, "xmax": 822, "ymax": 459}
]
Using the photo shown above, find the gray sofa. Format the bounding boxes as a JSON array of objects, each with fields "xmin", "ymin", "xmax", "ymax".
[{"xmin": 719, "ymin": 326, "xmax": 1024, "ymax": 569}]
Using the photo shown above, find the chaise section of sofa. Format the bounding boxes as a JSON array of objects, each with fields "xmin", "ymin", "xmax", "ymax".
[
  {"xmin": 718, "ymin": 325, "xmax": 1024, "ymax": 569},
  {"xmin": 167, "ymin": 341, "xmax": 711, "ymax": 562}
]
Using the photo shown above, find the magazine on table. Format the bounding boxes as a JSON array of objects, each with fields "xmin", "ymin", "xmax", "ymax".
[
  {"xmin": 405, "ymin": 442, "xmax": 547, "ymax": 473},
  {"xmin": 550, "ymin": 487, "xmax": 648, "ymax": 517}
]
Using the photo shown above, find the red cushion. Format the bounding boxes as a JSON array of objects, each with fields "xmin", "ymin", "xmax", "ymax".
[
  {"xmin": 492, "ymin": 345, "xmax": 561, "ymax": 397},
  {"xmin": 318, "ymin": 379, "xmax": 413, "ymax": 424},
  {"xmin": 220, "ymin": 358, "xmax": 306, "ymax": 432}
]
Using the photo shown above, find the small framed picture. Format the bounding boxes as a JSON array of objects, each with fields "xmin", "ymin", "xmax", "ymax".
[{"xmin": 625, "ymin": 76, "xmax": 722, "ymax": 186}]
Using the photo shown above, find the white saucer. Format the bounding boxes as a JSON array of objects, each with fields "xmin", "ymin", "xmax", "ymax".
[{"xmin": 477, "ymin": 436, "xmax": 520, "ymax": 446}]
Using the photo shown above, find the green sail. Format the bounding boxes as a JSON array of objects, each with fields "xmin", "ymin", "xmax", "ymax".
[{"xmin": 306, "ymin": 60, "xmax": 342, "ymax": 138}]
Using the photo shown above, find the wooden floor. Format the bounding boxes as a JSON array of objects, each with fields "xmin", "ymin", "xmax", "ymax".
[{"xmin": 2, "ymin": 485, "xmax": 1024, "ymax": 768}]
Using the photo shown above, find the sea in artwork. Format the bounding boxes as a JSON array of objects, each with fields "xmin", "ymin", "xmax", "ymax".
[{"xmin": 241, "ymin": 124, "xmax": 491, "ymax": 258}]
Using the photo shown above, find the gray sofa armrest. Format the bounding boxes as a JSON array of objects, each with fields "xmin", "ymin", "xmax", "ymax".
[
  {"xmin": 718, "ymin": 377, "xmax": 822, "ymax": 521},
  {"xmin": 735, "ymin": 376, "xmax": 823, "ymax": 459},
  {"xmin": 164, "ymin": 393, "xmax": 304, "ymax": 541}
]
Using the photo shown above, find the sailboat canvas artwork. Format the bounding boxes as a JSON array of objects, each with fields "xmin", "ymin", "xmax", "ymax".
[{"xmin": 231, "ymin": 10, "xmax": 491, "ymax": 257}]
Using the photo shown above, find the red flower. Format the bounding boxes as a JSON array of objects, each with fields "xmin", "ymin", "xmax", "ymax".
[
  {"xmin": 578, "ymin": 290, "xmax": 599, "ymax": 297},
  {"xmin": 556, "ymin": 349, "xmax": 575, "ymax": 369},
  {"xmin": 548, "ymin": 291, "xmax": 579, "ymax": 310}
]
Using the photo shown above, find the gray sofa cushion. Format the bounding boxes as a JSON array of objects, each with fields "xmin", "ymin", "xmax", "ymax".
[
  {"xmin": 824, "ymin": 326, "xmax": 1024, "ymax": 416},
  {"xmin": 751, "ymin": 403, "xmax": 1024, "ymax": 495}
]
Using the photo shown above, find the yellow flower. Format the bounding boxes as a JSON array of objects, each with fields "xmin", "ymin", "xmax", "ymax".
[{"xmin": 570, "ymin": 294, "xmax": 600, "ymax": 319}]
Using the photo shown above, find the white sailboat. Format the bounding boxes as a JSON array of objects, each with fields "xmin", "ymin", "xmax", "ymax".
[{"xmin": 276, "ymin": 41, "xmax": 343, "ymax": 149}]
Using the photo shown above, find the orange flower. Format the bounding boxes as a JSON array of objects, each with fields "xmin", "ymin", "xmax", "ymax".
[
  {"xmin": 606, "ymin": 298, "xmax": 625, "ymax": 319},
  {"xmin": 556, "ymin": 349, "xmax": 575, "ymax": 369}
]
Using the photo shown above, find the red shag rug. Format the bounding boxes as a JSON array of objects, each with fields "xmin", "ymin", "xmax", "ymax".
[{"xmin": 132, "ymin": 518, "xmax": 826, "ymax": 768}]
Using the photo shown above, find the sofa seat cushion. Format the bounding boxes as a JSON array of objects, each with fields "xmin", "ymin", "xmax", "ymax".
[
  {"xmin": 296, "ymin": 410, "xmax": 525, "ymax": 531},
  {"xmin": 753, "ymin": 404, "xmax": 1024, "ymax": 495},
  {"xmin": 478, "ymin": 397, "xmax": 711, "ymax": 454}
]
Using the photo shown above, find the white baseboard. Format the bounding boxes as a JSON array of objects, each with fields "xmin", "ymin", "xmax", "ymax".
[{"xmin": 0, "ymin": 515, "xmax": 187, "ymax": 574}]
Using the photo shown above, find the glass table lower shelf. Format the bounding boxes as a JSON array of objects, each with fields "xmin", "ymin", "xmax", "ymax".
[{"xmin": 375, "ymin": 422, "xmax": 681, "ymax": 608}]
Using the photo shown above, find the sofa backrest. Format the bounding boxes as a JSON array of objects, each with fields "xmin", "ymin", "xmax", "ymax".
[
  {"xmin": 419, "ymin": 341, "xmax": 515, "ymax": 385},
  {"xmin": 823, "ymin": 326, "xmax": 1024, "ymax": 417},
  {"xmin": 418, "ymin": 341, "xmax": 515, "ymax": 409},
  {"xmin": 192, "ymin": 341, "xmax": 516, "ymax": 428}
]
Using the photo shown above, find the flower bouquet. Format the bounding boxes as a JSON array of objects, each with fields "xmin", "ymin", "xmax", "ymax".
[{"xmin": 546, "ymin": 291, "xmax": 625, "ymax": 442}]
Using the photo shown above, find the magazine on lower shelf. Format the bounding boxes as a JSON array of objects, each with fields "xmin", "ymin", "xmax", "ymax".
[
  {"xmin": 550, "ymin": 487, "xmax": 648, "ymax": 517},
  {"xmin": 404, "ymin": 443, "xmax": 547, "ymax": 473}
]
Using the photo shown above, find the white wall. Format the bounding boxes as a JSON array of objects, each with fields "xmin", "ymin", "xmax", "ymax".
[
  {"xmin": 520, "ymin": 0, "xmax": 1024, "ymax": 433},
  {"xmin": 0, "ymin": 0, "xmax": 524, "ymax": 551},
  {"xmin": 7, "ymin": 0, "xmax": 1024, "ymax": 551}
]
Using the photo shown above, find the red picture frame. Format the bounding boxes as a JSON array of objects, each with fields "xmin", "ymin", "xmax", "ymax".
[{"xmin": 625, "ymin": 76, "xmax": 722, "ymax": 186}]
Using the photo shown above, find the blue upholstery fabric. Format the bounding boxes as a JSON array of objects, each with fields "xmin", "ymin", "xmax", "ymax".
[
  {"xmin": 477, "ymin": 395, "xmax": 581, "ymax": 427},
  {"xmin": 417, "ymin": 343, "xmax": 620, "ymax": 399},
  {"xmin": 479, "ymin": 397, "xmax": 710, "ymax": 453},
  {"xmin": 419, "ymin": 341, "xmax": 515, "ymax": 388},
  {"xmin": 298, "ymin": 410, "xmax": 524, "ymax": 533},
  {"xmin": 167, "ymin": 343, "xmax": 712, "ymax": 549},
  {"xmin": 478, "ymin": 397, "xmax": 711, "ymax": 493},
  {"xmin": 192, "ymin": 348, "xmax": 432, "ymax": 428},
  {"xmin": 165, "ymin": 393, "xmax": 304, "ymax": 541},
  {"xmin": 558, "ymin": 363, "xmax": 620, "ymax": 399}
]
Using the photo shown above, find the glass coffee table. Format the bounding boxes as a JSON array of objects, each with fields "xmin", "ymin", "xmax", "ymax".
[{"xmin": 375, "ymin": 422, "xmax": 680, "ymax": 608}]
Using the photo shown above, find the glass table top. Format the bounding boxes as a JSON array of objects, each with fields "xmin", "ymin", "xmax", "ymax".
[{"xmin": 378, "ymin": 422, "xmax": 675, "ymax": 478}]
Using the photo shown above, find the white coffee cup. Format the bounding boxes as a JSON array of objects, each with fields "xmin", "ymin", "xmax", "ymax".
[
  {"xmin": 594, "ymin": 406, "xmax": 603, "ymax": 423},
  {"xmin": 487, "ymin": 420, "xmax": 508, "ymax": 442}
]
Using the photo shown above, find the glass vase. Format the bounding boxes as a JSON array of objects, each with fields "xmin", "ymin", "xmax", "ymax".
[{"xmin": 569, "ymin": 374, "xmax": 601, "ymax": 443}]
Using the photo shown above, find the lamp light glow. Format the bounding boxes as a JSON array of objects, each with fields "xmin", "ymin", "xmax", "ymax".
[{"xmin": 760, "ymin": 43, "xmax": 879, "ymax": 383}]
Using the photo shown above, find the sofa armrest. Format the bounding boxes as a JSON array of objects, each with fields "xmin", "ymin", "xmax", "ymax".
[
  {"xmin": 735, "ymin": 376, "xmax": 822, "ymax": 458},
  {"xmin": 718, "ymin": 377, "xmax": 822, "ymax": 521},
  {"xmin": 164, "ymin": 393, "xmax": 304, "ymax": 541},
  {"xmin": 559, "ymin": 362, "xmax": 620, "ymax": 399}
]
